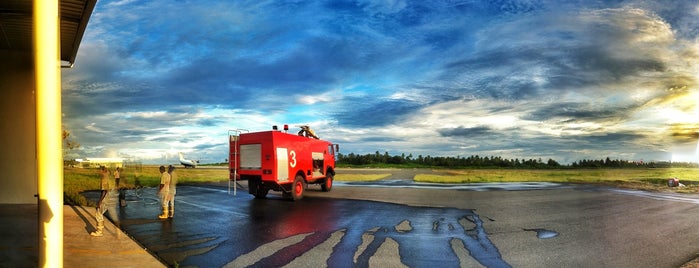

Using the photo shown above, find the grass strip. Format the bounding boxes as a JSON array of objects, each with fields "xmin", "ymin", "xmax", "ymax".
[{"xmin": 415, "ymin": 168, "xmax": 699, "ymax": 192}]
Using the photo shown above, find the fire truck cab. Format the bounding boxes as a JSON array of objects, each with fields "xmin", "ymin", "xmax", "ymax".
[{"xmin": 229, "ymin": 127, "xmax": 339, "ymax": 201}]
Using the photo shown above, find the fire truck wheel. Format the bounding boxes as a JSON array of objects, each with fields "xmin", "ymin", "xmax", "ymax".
[
  {"xmin": 321, "ymin": 174, "xmax": 333, "ymax": 192},
  {"xmin": 291, "ymin": 175, "xmax": 305, "ymax": 201},
  {"xmin": 254, "ymin": 187, "xmax": 269, "ymax": 199}
]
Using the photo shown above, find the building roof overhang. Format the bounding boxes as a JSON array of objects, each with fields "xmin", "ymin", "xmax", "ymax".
[{"xmin": 0, "ymin": 0, "xmax": 98, "ymax": 67}]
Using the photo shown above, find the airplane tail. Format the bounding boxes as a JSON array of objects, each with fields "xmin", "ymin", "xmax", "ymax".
[{"xmin": 178, "ymin": 152, "xmax": 186, "ymax": 161}]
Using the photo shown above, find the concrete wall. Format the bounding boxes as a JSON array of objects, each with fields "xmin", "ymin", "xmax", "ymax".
[{"xmin": 0, "ymin": 50, "xmax": 38, "ymax": 204}]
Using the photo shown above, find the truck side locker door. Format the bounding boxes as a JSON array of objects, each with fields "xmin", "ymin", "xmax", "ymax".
[{"xmin": 276, "ymin": 147, "xmax": 289, "ymax": 182}]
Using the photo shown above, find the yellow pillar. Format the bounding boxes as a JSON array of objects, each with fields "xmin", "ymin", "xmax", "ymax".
[{"xmin": 34, "ymin": 0, "xmax": 63, "ymax": 267}]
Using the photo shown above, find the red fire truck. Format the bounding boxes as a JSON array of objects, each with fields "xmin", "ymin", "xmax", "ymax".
[{"xmin": 229, "ymin": 126, "xmax": 339, "ymax": 201}]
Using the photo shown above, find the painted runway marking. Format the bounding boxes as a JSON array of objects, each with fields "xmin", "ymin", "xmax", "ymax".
[
  {"xmin": 223, "ymin": 233, "xmax": 312, "ymax": 268},
  {"xmin": 224, "ymin": 212, "xmax": 513, "ymax": 268},
  {"xmin": 335, "ymin": 181, "xmax": 567, "ymax": 191},
  {"xmin": 611, "ymin": 189, "xmax": 699, "ymax": 204}
]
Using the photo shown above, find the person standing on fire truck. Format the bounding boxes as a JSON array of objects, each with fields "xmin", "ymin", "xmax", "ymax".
[
  {"xmin": 157, "ymin": 165, "xmax": 171, "ymax": 219},
  {"xmin": 298, "ymin": 125, "xmax": 319, "ymax": 139}
]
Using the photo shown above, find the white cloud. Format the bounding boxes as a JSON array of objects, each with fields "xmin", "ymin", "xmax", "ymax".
[
  {"xmin": 85, "ymin": 123, "xmax": 109, "ymax": 133},
  {"xmin": 296, "ymin": 93, "xmax": 334, "ymax": 105}
]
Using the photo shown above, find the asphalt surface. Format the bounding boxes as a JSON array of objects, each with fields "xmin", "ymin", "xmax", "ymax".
[
  {"xmin": 0, "ymin": 204, "xmax": 166, "ymax": 268},
  {"xmin": 79, "ymin": 168, "xmax": 699, "ymax": 267}
]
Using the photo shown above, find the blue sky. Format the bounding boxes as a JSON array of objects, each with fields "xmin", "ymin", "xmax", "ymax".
[{"xmin": 61, "ymin": 0, "xmax": 699, "ymax": 164}]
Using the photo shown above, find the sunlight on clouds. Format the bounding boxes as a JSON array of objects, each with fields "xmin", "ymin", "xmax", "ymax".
[
  {"xmin": 533, "ymin": 121, "xmax": 601, "ymax": 137},
  {"xmin": 119, "ymin": 148, "xmax": 169, "ymax": 160},
  {"xmin": 581, "ymin": 8, "xmax": 674, "ymax": 56},
  {"xmin": 612, "ymin": 8, "xmax": 673, "ymax": 44},
  {"xmin": 418, "ymin": 98, "xmax": 532, "ymax": 130},
  {"xmin": 653, "ymin": 91, "xmax": 699, "ymax": 124},
  {"xmin": 381, "ymin": 125, "xmax": 434, "ymax": 137},
  {"xmin": 103, "ymin": 148, "xmax": 119, "ymax": 158},
  {"xmin": 629, "ymin": 88, "xmax": 655, "ymax": 102},
  {"xmin": 457, "ymin": 145, "xmax": 478, "ymax": 150},
  {"xmin": 85, "ymin": 123, "xmax": 108, "ymax": 133},
  {"xmin": 125, "ymin": 111, "xmax": 169, "ymax": 119},
  {"xmin": 143, "ymin": 134, "xmax": 169, "ymax": 141},
  {"xmin": 205, "ymin": 108, "xmax": 272, "ymax": 131},
  {"xmin": 474, "ymin": 115, "xmax": 520, "ymax": 129},
  {"xmin": 686, "ymin": 91, "xmax": 699, "ymax": 121},
  {"xmin": 388, "ymin": 89, "xmax": 431, "ymax": 104},
  {"xmin": 667, "ymin": 91, "xmax": 699, "ymax": 162},
  {"xmin": 671, "ymin": 142, "xmax": 699, "ymax": 163},
  {"xmin": 297, "ymin": 93, "xmax": 333, "ymax": 105}
]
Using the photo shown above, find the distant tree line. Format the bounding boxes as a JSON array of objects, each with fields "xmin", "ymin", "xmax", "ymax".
[
  {"xmin": 337, "ymin": 152, "xmax": 699, "ymax": 169},
  {"xmin": 569, "ymin": 157, "xmax": 699, "ymax": 168}
]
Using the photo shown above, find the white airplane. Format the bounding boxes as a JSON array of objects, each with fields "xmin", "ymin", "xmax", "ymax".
[{"xmin": 179, "ymin": 152, "xmax": 198, "ymax": 168}]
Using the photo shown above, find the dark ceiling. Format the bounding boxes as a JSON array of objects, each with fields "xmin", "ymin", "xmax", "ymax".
[{"xmin": 0, "ymin": 0, "xmax": 97, "ymax": 66}]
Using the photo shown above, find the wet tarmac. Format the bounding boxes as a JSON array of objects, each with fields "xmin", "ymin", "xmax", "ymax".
[
  {"xmin": 97, "ymin": 186, "xmax": 517, "ymax": 267},
  {"xmin": 80, "ymin": 180, "xmax": 699, "ymax": 267}
]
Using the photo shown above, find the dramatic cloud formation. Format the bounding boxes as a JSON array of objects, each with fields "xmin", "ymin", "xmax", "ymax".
[{"xmin": 62, "ymin": 0, "xmax": 699, "ymax": 164}]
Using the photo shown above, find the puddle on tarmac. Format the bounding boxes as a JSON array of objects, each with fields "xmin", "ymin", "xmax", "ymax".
[{"xmin": 524, "ymin": 228, "xmax": 559, "ymax": 239}]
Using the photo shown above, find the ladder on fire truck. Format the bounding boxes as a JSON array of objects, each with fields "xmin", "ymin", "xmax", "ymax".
[{"xmin": 228, "ymin": 129, "xmax": 248, "ymax": 195}]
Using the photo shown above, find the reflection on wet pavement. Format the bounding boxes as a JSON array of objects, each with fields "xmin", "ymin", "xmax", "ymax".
[{"xmin": 524, "ymin": 228, "xmax": 559, "ymax": 239}]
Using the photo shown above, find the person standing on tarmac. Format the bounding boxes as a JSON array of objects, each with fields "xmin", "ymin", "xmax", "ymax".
[
  {"xmin": 167, "ymin": 165, "xmax": 178, "ymax": 218},
  {"xmin": 90, "ymin": 166, "xmax": 118, "ymax": 236},
  {"xmin": 157, "ymin": 165, "xmax": 171, "ymax": 219},
  {"xmin": 114, "ymin": 167, "xmax": 127, "ymax": 207}
]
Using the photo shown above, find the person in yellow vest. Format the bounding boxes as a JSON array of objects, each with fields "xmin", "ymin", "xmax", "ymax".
[{"xmin": 157, "ymin": 165, "xmax": 171, "ymax": 219}]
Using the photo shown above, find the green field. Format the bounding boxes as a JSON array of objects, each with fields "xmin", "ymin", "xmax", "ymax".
[{"xmin": 64, "ymin": 166, "xmax": 699, "ymax": 206}]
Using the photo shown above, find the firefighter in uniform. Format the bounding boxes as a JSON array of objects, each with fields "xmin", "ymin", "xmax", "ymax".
[
  {"xmin": 90, "ymin": 166, "xmax": 119, "ymax": 236},
  {"xmin": 157, "ymin": 165, "xmax": 171, "ymax": 219},
  {"xmin": 166, "ymin": 165, "xmax": 178, "ymax": 218},
  {"xmin": 115, "ymin": 167, "xmax": 127, "ymax": 207},
  {"xmin": 298, "ymin": 125, "xmax": 319, "ymax": 139}
]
